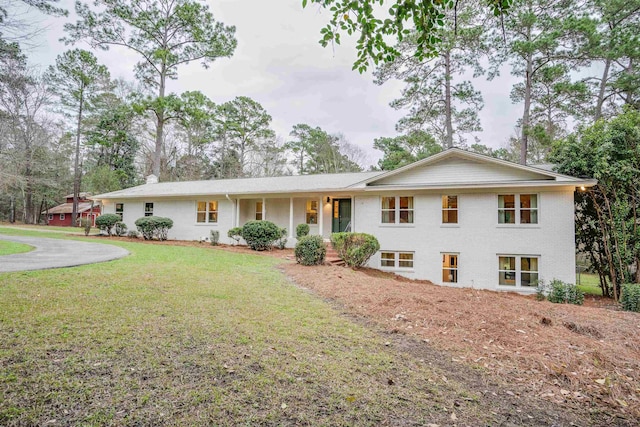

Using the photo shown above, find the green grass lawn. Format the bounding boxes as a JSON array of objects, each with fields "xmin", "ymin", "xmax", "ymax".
[
  {"xmin": 0, "ymin": 240, "xmax": 34, "ymax": 256},
  {"xmin": 576, "ymin": 273, "xmax": 603, "ymax": 296},
  {"xmin": 0, "ymin": 229, "xmax": 484, "ymax": 426}
]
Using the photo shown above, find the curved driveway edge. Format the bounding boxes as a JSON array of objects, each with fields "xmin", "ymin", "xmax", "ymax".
[{"xmin": 0, "ymin": 234, "xmax": 129, "ymax": 272}]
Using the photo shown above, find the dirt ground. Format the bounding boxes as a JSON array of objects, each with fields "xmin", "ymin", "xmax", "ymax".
[{"xmin": 72, "ymin": 236, "xmax": 640, "ymax": 424}]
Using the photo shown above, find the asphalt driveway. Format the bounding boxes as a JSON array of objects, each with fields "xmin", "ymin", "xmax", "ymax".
[{"xmin": 0, "ymin": 234, "xmax": 129, "ymax": 272}]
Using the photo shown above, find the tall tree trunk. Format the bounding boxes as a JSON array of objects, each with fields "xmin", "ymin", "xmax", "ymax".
[
  {"xmin": 624, "ymin": 59, "xmax": 634, "ymax": 106},
  {"xmin": 72, "ymin": 93, "xmax": 84, "ymax": 227},
  {"xmin": 444, "ymin": 50, "xmax": 454, "ymax": 149},
  {"xmin": 521, "ymin": 52, "xmax": 533, "ymax": 165},
  {"xmin": 24, "ymin": 137, "xmax": 33, "ymax": 223},
  {"xmin": 153, "ymin": 72, "xmax": 166, "ymax": 178},
  {"xmin": 594, "ymin": 58, "xmax": 611, "ymax": 121}
]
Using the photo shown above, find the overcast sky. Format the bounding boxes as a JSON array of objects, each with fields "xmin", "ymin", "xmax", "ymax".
[{"xmin": 25, "ymin": 0, "xmax": 522, "ymax": 166}]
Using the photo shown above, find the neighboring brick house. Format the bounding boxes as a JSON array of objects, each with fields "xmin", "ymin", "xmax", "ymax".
[{"xmin": 44, "ymin": 193, "xmax": 101, "ymax": 227}]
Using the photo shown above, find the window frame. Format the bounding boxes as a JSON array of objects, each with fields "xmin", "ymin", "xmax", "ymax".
[
  {"xmin": 442, "ymin": 253, "xmax": 459, "ymax": 284},
  {"xmin": 115, "ymin": 203, "xmax": 124, "ymax": 220},
  {"xmin": 379, "ymin": 251, "xmax": 414, "ymax": 270},
  {"xmin": 380, "ymin": 196, "xmax": 414, "ymax": 225},
  {"xmin": 498, "ymin": 194, "xmax": 539, "ymax": 225},
  {"xmin": 306, "ymin": 199, "xmax": 318, "ymax": 225},
  {"xmin": 59, "ymin": 213, "xmax": 65, "ymax": 221},
  {"xmin": 144, "ymin": 202, "xmax": 154, "ymax": 217},
  {"xmin": 498, "ymin": 255, "xmax": 540, "ymax": 288},
  {"xmin": 255, "ymin": 201, "xmax": 263, "ymax": 220},
  {"xmin": 441, "ymin": 195, "xmax": 458, "ymax": 224},
  {"xmin": 196, "ymin": 200, "xmax": 219, "ymax": 224},
  {"xmin": 47, "ymin": 214, "xmax": 53, "ymax": 221}
]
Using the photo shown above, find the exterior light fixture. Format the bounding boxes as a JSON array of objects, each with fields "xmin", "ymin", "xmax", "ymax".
[
  {"xmin": 580, "ymin": 186, "xmax": 586, "ymax": 191},
  {"xmin": 326, "ymin": 197, "xmax": 331, "ymax": 204}
]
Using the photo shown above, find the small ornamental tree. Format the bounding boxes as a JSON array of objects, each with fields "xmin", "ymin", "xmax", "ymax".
[
  {"xmin": 227, "ymin": 227, "xmax": 243, "ymax": 245},
  {"xmin": 241, "ymin": 220, "xmax": 281, "ymax": 251},
  {"xmin": 296, "ymin": 223, "xmax": 310, "ymax": 238},
  {"xmin": 330, "ymin": 232, "xmax": 380, "ymax": 268},
  {"xmin": 95, "ymin": 213, "xmax": 120, "ymax": 235}
]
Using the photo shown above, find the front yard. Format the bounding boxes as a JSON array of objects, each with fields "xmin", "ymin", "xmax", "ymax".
[{"xmin": 0, "ymin": 227, "xmax": 638, "ymax": 425}]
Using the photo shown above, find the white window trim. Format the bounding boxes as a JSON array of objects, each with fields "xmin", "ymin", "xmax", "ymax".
[
  {"xmin": 115, "ymin": 203, "xmax": 124, "ymax": 220},
  {"xmin": 59, "ymin": 213, "xmax": 65, "ymax": 220},
  {"xmin": 47, "ymin": 214, "xmax": 53, "ymax": 221},
  {"xmin": 497, "ymin": 254, "xmax": 540, "ymax": 288},
  {"xmin": 497, "ymin": 193, "xmax": 539, "ymax": 226},
  {"xmin": 144, "ymin": 202, "xmax": 154, "ymax": 217},
  {"xmin": 380, "ymin": 195, "xmax": 415, "ymax": 226},
  {"xmin": 195, "ymin": 200, "xmax": 219, "ymax": 225},
  {"xmin": 441, "ymin": 252, "xmax": 459, "ymax": 284},
  {"xmin": 441, "ymin": 195, "xmax": 458, "ymax": 225},
  {"xmin": 255, "ymin": 201, "xmax": 263, "ymax": 221},
  {"xmin": 379, "ymin": 250, "xmax": 415, "ymax": 271}
]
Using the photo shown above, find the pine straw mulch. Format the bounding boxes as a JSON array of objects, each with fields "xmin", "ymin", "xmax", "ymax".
[{"xmin": 281, "ymin": 262, "xmax": 640, "ymax": 424}]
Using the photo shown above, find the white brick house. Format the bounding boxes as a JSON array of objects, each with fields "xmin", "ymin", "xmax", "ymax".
[{"xmin": 94, "ymin": 148, "xmax": 595, "ymax": 292}]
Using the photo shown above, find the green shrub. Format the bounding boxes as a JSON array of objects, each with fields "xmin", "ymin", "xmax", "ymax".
[
  {"xmin": 228, "ymin": 227, "xmax": 243, "ymax": 244},
  {"xmin": 537, "ymin": 279, "xmax": 584, "ymax": 305},
  {"xmin": 241, "ymin": 220, "xmax": 281, "ymax": 251},
  {"xmin": 114, "ymin": 221, "xmax": 128, "ymax": 236},
  {"xmin": 127, "ymin": 230, "xmax": 140, "ymax": 238},
  {"xmin": 296, "ymin": 223, "xmax": 310, "ymax": 238},
  {"xmin": 330, "ymin": 232, "xmax": 380, "ymax": 268},
  {"xmin": 134, "ymin": 216, "xmax": 173, "ymax": 241},
  {"xmin": 276, "ymin": 228, "xmax": 288, "ymax": 249},
  {"xmin": 295, "ymin": 235, "xmax": 326, "ymax": 265},
  {"xmin": 95, "ymin": 213, "xmax": 120, "ymax": 236},
  {"xmin": 80, "ymin": 218, "xmax": 92, "ymax": 236},
  {"xmin": 620, "ymin": 284, "xmax": 640, "ymax": 312},
  {"xmin": 210, "ymin": 230, "xmax": 220, "ymax": 246}
]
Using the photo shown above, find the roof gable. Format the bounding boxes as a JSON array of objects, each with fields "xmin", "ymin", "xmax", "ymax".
[{"xmin": 362, "ymin": 148, "xmax": 580, "ymax": 187}]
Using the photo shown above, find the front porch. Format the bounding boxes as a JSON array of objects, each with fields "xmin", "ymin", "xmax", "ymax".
[{"xmin": 231, "ymin": 195, "xmax": 354, "ymax": 242}]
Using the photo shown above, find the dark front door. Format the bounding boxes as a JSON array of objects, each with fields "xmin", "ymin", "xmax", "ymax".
[{"xmin": 332, "ymin": 198, "xmax": 351, "ymax": 232}]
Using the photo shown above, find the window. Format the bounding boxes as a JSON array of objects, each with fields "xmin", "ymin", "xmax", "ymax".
[
  {"xmin": 48, "ymin": 214, "xmax": 53, "ymax": 221},
  {"xmin": 442, "ymin": 195, "xmax": 458, "ymax": 224},
  {"xmin": 115, "ymin": 203, "xmax": 124, "ymax": 220},
  {"xmin": 255, "ymin": 201, "xmax": 263, "ymax": 220},
  {"xmin": 498, "ymin": 194, "xmax": 538, "ymax": 224},
  {"xmin": 306, "ymin": 200, "xmax": 318, "ymax": 224},
  {"xmin": 145, "ymin": 202, "xmax": 154, "ymax": 217},
  {"xmin": 380, "ymin": 251, "xmax": 414, "ymax": 269},
  {"xmin": 442, "ymin": 254, "xmax": 458, "ymax": 283},
  {"xmin": 59, "ymin": 213, "xmax": 65, "ymax": 220},
  {"xmin": 499, "ymin": 255, "xmax": 539, "ymax": 287},
  {"xmin": 381, "ymin": 196, "xmax": 414, "ymax": 224},
  {"xmin": 196, "ymin": 201, "xmax": 218, "ymax": 223}
]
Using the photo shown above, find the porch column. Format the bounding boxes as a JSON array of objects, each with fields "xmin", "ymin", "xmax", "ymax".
[
  {"xmin": 262, "ymin": 197, "xmax": 266, "ymax": 220},
  {"xmin": 235, "ymin": 198, "xmax": 240, "ymax": 227},
  {"xmin": 318, "ymin": 196, "xmax": 324, "ymax": 238},
  {"xmin": 289, "ymin": 197, "xmax": 294, "ymax": 238},
  {"xmin": 350, "ymin": 195, "xmax": 355, "ymax": 231}
]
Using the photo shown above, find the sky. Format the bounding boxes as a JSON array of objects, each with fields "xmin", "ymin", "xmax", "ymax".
[{"xmin": 23, "ymin": 0, "xmax": 522, "ymax": 167}]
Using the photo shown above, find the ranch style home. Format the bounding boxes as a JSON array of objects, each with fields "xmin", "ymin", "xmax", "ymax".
[{"xmin": 94, "ymin": 148, "xmax": 596, "ymax": 292}]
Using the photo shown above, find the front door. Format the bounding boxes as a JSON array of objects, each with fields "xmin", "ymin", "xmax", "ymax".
[{"xmin": 332, "ymin": 199, "xmax": 351, "ymax": 232}]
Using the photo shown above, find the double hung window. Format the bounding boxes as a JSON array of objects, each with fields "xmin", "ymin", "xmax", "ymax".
[{"xmin": 381, "ymin": 196, "xmax": 414, "ymax": 224}]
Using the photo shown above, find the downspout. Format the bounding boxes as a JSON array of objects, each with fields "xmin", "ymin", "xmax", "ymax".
[{"xmin": 225, "ymin": 194, "xmax": 235, "ymax": 227}]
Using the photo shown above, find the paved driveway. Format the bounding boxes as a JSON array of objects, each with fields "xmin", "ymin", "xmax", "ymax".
[{"xmin": 0, "ymin": 234, "xmax": 129, "ymax": 272}]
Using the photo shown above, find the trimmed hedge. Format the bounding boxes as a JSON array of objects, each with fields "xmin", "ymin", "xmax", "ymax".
[
  {"xmin": 295, "ymin": 235, "xmax": 326, "ymax": 265},
  {"xmin": 242, "ymin": 220, "xmax": 281, "ymax": 251},
  {"xmin": 135, "ymin": 216, "xmax": 173, "ymax": 241},
  {"xmin": 296, "ymin": 223, "xmax": 310, "ymax": 238},
  {"xmin": 330, "ymin": 232, "xmax": 380, "ymax": 268},
  {"xmin": 276, "ymin": 228, "xmax": 288, "ymax": 249},
  {"xmin": 536, "ymin": 279, "xmax": 584, "ymax": 305},
  {"xmin": 620, "ymin": 284, "xmax": 640, "ymax": 312},
  {"xmin": 95, "ymin": 213, "xmax": 120, "ymax": 236}
]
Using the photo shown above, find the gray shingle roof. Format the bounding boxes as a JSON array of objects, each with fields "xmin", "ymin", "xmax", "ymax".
[{"xmin": 93, "ymin": 171, "xmax": 383, "ymax": 199}]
